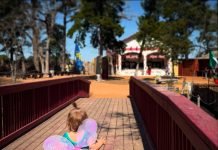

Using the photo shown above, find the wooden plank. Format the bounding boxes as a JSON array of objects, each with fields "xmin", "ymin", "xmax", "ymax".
[
  {"xmin": 126, "ymin": 99, "xmax": 144, "ymax": 150},
  {"xmin": 99, "ymin": 98, "xmax": 116, "ymax": 150},
  {"xmin": 123, "ymin": 98, "xmax": 134, "ymax": 150},
  {"xmin": 114, "ymin": 99, "xmax": 124, "ymax": 150},
  {"xmin": 3, "ymin": 99, "xmax": 85, "ymax": 150},
  {"xmin": 105, "ymin": 98, "xmax": 118, "ymax": 150},
  {"xmin": 3, "ymin": 98, "xmax": 149, "ymax": 150}
]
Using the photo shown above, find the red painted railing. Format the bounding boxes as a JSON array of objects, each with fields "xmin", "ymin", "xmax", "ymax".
[
  {"xmin": 0, "ymin": 77, "xmax": 90, "ymax": 148},
  {"xmin": 130, "ymin": 77, "xmax": 218, "ymax": 150}
]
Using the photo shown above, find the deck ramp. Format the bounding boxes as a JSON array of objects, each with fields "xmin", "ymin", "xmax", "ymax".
[{"xmin": 3, "ymin": 98, "xmax": 153, "ymax": 150}]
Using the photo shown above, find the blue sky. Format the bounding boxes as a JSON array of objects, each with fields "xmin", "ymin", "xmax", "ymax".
[
  {"xmin": 20, "ymin": 1, "xmax": 143, "ymax": 61},
  {"xmin": 21, "ymin": 0, "xmax": 216, "ymax": 61},
  {"xmin": 66, "ymin": 0, "xmax": 217, "ymax": 62},
  {"xmin": 65, "ymin": 0, "xmax": 144, "ymax": 62}
]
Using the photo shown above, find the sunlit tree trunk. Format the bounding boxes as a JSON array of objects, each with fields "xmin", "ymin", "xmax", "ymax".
[
  {"xmin": 135, "ymin": 39, "xmax": 145, "ymax": 76},
  {"xmin": 9, "ymin": 48, "xmax": 16, "ymax": 83},
  {"xmin": 20, "ymin": 49, "xmax": 26, "ymax": 74},
  {"xmin": 45, "ymin": 38, "xmax": 50, "ymax": 74},
  {"xmin": 61, "ymin": 5, "xmax": 67, "ymax": 72},
  {"xmin": 39, "ymin": 46, "xmax": 45, "ymax": 73},
  {"xmin": 31, "ymin": 0, "xmax": 40, "ymax": 72},
  {"xmin": 45, "ymin": 11, "xmax": 56, "ymax": 75},
  {"xmin": 32, "ymin": 27, "xmax": 40, "ymax": 72},
  {"xmin": 96, "ymin": 28, "xmax": 103, "ymax": 74},
  {"xmin": 110, "ymin": 56, "xmax": 114, "ymax": 75}
]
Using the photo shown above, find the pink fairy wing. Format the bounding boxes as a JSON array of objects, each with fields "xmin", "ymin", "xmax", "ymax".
[
  {"xmin": 43, "ymin": 135, "xmax": 75, "ymax": 150},
  {"xmin": 76, "ymin": 118, "xmax": 98, "ymax": 147},
  {"xmin": 78, "ymin": 118, "xmax": 97, "ymax": 133}
]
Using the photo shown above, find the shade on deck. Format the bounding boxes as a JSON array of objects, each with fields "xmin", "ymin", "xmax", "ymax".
[{"xmin": 3, "ymin": 98, "xmax": 153, "ymax": 150}]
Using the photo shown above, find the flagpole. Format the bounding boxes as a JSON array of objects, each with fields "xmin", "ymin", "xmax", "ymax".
[{"xmin": 207, "ymin": 70, "xmax": 210, "ymax": 101}]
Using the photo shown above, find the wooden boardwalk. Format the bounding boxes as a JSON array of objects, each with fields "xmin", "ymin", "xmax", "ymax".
[{"xmin": 3, "ymin": 98, "xmax": 152, "ymax": 150}]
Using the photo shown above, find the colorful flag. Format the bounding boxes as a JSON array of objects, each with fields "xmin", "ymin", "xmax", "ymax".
[
  {"xmin": 74, "ymin": 42, "xmax": 83, "ymax": 72},
  {"xmin": 75, "ymin": 43, "xmax": 80, "ymax": 56},
  {"xmin": 209, "ymin": 50, "xmax": 218, "ymax": 69}
]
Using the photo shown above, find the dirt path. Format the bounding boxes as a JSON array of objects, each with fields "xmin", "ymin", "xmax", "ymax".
[
  {"xmin": 90, "ymin": 76, "xmax": 212, "ymax": 98},
  {"xmin": 0, "ymin": 75, "xmax": 212, "ymax": 98},
  {"xmin": 90, "ymin": 77, "xmax": 130, "ymax": 98}
]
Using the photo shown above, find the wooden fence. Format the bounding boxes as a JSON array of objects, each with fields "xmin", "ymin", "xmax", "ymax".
[
  {"xmin": 0, "ymin": 77, "xmax": 90, "ymax": 148},
  {"xmin": 130, "ymin": 77, "xmax": 218, "ymax": 150}
]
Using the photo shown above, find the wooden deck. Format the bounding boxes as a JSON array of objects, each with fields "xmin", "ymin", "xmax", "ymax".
[{"xmin": 3, "ymin": 98, "xmax": 152, "ymax": 150}]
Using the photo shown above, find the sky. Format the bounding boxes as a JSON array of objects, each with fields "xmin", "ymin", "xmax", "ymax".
[
  {"xmin": 65, "ymin": 0, "xmax": 144, "ymax": 62},
  {"xmin": 65, "ymin": 0, "xmax": 217, "ymax": 62},
  {"xmin": 21, "ymin": 0, "xmax": 217, "ymax": 61}
]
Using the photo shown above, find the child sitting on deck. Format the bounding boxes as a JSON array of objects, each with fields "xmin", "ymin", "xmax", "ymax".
[
  {"xmin": 43, "ymin": 103, "xmax": 106, "ymax": 150},
  {"xmin": 64, "ymin": 103, "xmax": 106, "ymax": 149}
]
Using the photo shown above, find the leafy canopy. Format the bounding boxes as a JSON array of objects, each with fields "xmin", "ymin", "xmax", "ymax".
[
  {"xmin": 67, "ymin": 0, "xmax": 125, "ymax": 54},
  {"xmin": 137, "ymin": 0, "xmax": 210, "ymax": 59}
]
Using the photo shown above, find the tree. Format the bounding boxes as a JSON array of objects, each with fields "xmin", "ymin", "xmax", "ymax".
[
  {"xmin": 57, "ymin": 0, "xmax": 77, "ymax": 72},
  {"xmin": 197, "ymin": 3, "xmax": 217, "ymax": 55},
  {"xmin": 0, "ymin": 0, "xmax": 31, "ymax": 82},
  {"xmin": 50, "ymin": 24, "xmax": 68, "ymax": 71},
  {"xmin": 137, "ymin": 0, "xmax": 210, "ymax": 76},
  {"xmin": 0, "ymin": 55, "xmax": 10, "ymax": 72},
  {"xmin": 29, "ymin": 0, "xmax": 41, "ymax": 72},
  {"xmin": 68, "ymin": 0, "xmax": 125, "ymax": 74},
  {"xmin": 34, "ymin": 0, "xmax": 63, "ymax": 75}
]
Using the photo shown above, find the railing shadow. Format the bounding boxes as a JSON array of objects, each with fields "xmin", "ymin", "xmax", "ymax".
[{"xmin": 97, "ymin": 101, "xmax": 154, "ymax": 150}]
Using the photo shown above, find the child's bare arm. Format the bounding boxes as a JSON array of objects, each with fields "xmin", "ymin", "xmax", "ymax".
[{"xmin": 89, "ymin": 137, "xmax": 106, "ymax": 150}]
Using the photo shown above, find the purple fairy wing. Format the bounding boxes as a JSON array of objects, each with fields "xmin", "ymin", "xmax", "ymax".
[
  {"xmin": 43, "ymin": 135, "xmax": 75, "ymax": 150},
  {"xmin": 78, "ymin": 118, "xmax": 97, "ymax": 133},
  {"xmin": 76, "ymin": 118, "xmax": 98, "ymax": 148}
]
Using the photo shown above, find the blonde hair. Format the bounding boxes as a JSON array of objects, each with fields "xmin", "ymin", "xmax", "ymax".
[{"xmin": 67, "ymin": 103, "xmax": 88, "ymax": 131}]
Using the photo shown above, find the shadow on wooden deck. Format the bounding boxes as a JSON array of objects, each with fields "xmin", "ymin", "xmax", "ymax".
[{"xmin": 3, "ymin": 98, "xmax": 153, "ymax": 150}]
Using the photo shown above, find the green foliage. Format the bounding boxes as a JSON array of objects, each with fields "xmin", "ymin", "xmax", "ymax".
[
  {"xmin": 50, "ymin": 24, "xmax": 65, "ymax": 53},
  {"xmin": 137, "ymin": 0, "xmax": 211, "ymax": 60},
  {"xmin": 0, "ymin": 0, "xmax": 30, "ymax": 54},
  {"xmin": 67, "ymin": 0, "xmax": 125, "ymax": 55},
  {"xmin": 198, "ymin": 4, "xmax": 217, "ymax": 53},
  {"xmin": 0, "ymin": 0, "xmax": 24, "ymax": 20}
]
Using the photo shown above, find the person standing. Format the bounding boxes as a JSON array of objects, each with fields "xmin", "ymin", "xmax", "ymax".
[
  {"xmin": 147, "ymin": 65, "xmax": 151, "ymax": 75},
  {"xmin": 165, "ymin": 65, "xmax": 169, "ymax": 76},
  {"xmin": 204, "ymin": 67, "xmax": 208, "ymax": 79}
]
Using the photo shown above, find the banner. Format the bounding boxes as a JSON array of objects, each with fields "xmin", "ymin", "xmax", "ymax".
[
  {"xmin": 209, "ymin": 50, "xmax": 218, "ymax": 69},
  {"xmin": 74, "ymin": 43, "xmax": 83, "ymax": 72}
]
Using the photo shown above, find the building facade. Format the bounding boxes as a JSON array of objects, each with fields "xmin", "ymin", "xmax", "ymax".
[{"xmin": 115, "ymin": 35, "xmax": 172, "ymax": 76}]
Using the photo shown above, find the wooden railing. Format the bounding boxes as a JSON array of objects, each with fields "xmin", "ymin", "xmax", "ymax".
[
  {"xmin": 130, "ymin": 77, "xmax": 218, "ymax": 150},
  {"xmin": 0, "ymin": 77, "xmax": 90, "ymax": 148}
]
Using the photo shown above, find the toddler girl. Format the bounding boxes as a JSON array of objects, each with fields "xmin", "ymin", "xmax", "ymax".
[
  {"xmin": 43, "ymin": 103, "xmax": 105, "ymax": 150},
  {"xmin": 63, "ymin": 103, "xmax": 105, "ymax": 150}
]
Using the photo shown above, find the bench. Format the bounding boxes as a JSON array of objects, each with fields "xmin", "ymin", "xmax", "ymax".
[
  {"xmin": 0, "ymin": 72, "xmax": 11, "ymax": 77},
  {"xmin": 22, "ymin": 72, "xmax": 44, "ymax": 79},
  {"xmin": 156, "ymin": 78, "xmax": 178, "ymax": 84}
]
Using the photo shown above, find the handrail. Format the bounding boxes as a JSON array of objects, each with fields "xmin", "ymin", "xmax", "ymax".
[
  {"xmin": 130, "ymin": 76, "xmax": 218, "ymax": 150},
  {"xmin": 0, "ymin": 77, "xmax": 90, "ymax": 148}
]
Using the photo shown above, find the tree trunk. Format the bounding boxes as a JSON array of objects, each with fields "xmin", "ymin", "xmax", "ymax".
[
  {"xmin": 45, "ymin": 11, "xmax": 56, "ymax": 75},
  {"xmin": 109, "ymin": 56, "xmax": 114, "ymax": 75},
  {"xmin": 45, "ymin": 38, "xmax": 50, "ymax": 74},
  {"xmin": 32, "ymin": 28, "xmax": 40, "ymax": 72},
  {"xmin": 9, "ymin": 49, "xmax": 16, "ymax": 83},
  {"xmin": 61, "ymin": 5, "xmax": 67, "ymax": 72},
  {"xmin": 39, "ymin": 46, "xmax": 45, "ymax": 73},
  {"xmin": 172, "ymin": 60, "xmax": 175, "ymax": 77},
  {"xmin": 96, "ymin": 28, "xmax": 103, "ymax": 74},
  {"xmin": 135, "ymin": 39, "xmax": 145, "ymax": 76},
  {"xmin": 31, "ymin": 1, "xmax": 40, "ymax": 72},
  {"xmin": 20, "ymin": 50, "xmax": 26, "ymax": 74}
]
